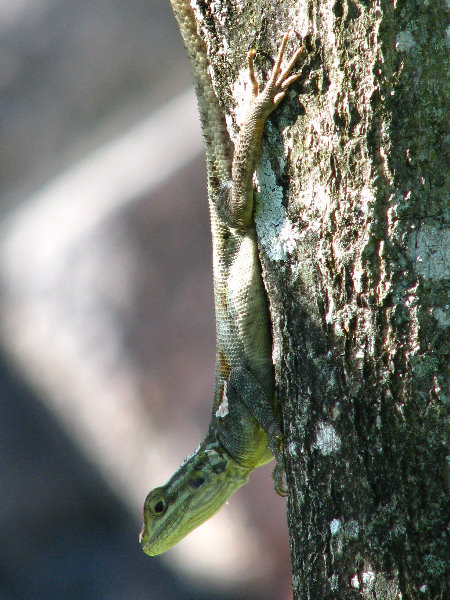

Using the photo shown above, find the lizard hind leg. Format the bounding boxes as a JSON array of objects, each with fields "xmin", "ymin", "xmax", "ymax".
[{"xmin": 229, "ymin": 31, "xmax": 306, "ymax": 228}]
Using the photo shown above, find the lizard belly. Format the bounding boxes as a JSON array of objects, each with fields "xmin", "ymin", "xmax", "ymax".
[{"xmin": 213, "ymin": 227, "xmax": 273, "ymax": 390}]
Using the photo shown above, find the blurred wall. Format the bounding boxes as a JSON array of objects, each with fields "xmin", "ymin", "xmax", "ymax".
[{"xmin": 0, "ymin": 2, "xmax": 292, "ymax": 599}]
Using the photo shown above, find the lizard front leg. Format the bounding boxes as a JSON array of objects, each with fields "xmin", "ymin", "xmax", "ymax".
[{"xmin": 215, "ymin": 367, "xmax": 287, "ymax": 496}]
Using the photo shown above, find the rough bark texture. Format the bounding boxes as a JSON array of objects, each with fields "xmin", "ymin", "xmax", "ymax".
[{"xmin": 194, "ymin": 1, "xmax": 448, "ymax": 598}]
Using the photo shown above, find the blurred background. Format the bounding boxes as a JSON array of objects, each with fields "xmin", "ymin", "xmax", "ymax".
[{"xmin": 0, "ymin": 2, "xmax": 291, "ymax": 598}]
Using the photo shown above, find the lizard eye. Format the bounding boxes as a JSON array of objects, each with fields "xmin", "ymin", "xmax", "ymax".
[
  {"xmin": 188, "ymin": 475, "xmax": 206, "ymax": 489},
  {"xmin": 154, "ymin": 500, "xmax": 165, "ymax": 514},
  {"xmin": 144, "ymin": 489, "xmax": 167, "ymax": 518}
]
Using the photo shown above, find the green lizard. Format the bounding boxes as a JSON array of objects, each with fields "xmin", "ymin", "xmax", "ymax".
[{"xmin": 140, "ymin": 1, "xmax": 305, "ymax": 556}]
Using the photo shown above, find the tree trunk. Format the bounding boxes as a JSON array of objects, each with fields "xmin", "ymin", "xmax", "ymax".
[{"xmin": 193, "ymin": 1, "xmax": 448, "ymax": 598}]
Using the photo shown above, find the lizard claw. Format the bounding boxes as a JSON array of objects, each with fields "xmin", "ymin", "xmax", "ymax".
[
  {"xmin": 272, "ymin": 461, "xmax": 288, "ymax": 497},
  {"xmin": 267, "ymin": 426, "xmax": 288, "ymax": 496},
  {"xmin": 260, "ymin": 30, "xmax": 307, "ymax": 110},
  {"xmin": 248, "ymin": 48, "xmax": 259, "ymax": 98}
]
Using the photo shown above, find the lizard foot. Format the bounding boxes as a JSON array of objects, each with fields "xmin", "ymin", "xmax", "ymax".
[
  {"xmin": 272, "ymin": 461, "xmax": 288, "ymax": 497},
  {"xmin": 249, "ymin": 29, "xmax": 306, "ymax": 113},
  {"xmin": 270, "ymin": 29, "xmax": 306, "ymax": 107},
  {"xmin": 267, "ymin": 424, "xmax": 288, "ymax": 496}
]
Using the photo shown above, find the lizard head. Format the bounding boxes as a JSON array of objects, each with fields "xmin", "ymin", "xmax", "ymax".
[{"xmin": 139, "ymin": 444, "xmax": 249, "ymax": 555}]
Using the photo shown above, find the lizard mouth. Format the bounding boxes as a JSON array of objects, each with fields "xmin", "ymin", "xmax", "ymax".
[{"xmin": 138, "ymin": 523, "xmax": 145, "ymax": 544}]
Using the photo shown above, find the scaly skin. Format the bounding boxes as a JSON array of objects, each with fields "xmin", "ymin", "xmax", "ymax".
[{"xmin": 140, "ymin": 1, "xmax": 304, "ymax": 556}]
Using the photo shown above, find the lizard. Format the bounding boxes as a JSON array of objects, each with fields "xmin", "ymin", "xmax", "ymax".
[{"xmin": 140, "ymin": 0, "xmax": 305, "ymax": 556}]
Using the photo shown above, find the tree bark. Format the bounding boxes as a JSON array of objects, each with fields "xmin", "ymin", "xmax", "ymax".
[{"xmin": 194, "ymin": 1, "xmax": 448, "ymax": 598}]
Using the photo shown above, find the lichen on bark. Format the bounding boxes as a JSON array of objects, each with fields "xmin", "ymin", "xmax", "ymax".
[{"xmin": 194, "ymin": 1, "xmax": 448, "ymax": 598}]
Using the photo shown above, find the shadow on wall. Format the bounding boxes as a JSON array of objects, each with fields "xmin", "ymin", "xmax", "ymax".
[{"xmin": 0, "ymin": 354, "xmax": 236, "ymax": 600}]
